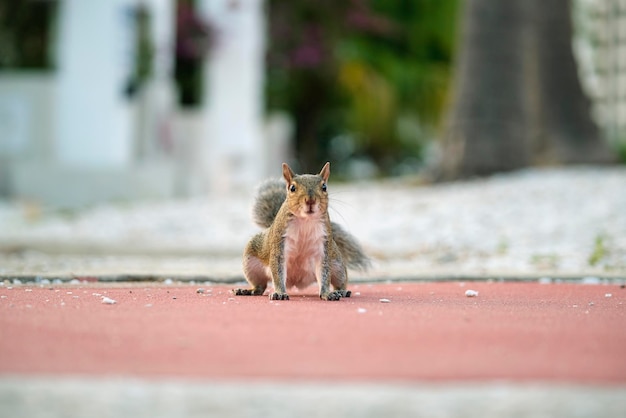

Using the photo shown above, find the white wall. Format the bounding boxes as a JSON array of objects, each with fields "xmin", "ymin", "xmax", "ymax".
[
  {"xmin": 199, "ymin": 0, "xmax": 266, "ymax": 193},
  {"xmin": 55, "ymin": 0, "xmax": 136, "ymax": 167}
]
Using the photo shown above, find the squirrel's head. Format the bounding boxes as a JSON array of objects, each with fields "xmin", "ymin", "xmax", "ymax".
[{"xmin": 282, "ymin": 162, "xmax": 330, "ymax": 219}]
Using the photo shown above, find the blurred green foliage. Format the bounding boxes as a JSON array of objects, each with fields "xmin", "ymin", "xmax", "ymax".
[
  {"xmin": 588, "ymin": 234, "xmax": 608, "ymax": 267},
  {"xmin": 0, "ymin": 0, "xmax": 58, "ymax": 69},
  {"xmin": 266, "ymin": 0, "xmax": 460, "ymax": 176},
  {"xmin": 618, "ymin": 137, "xmax": 626, "ymax": 164},
  {"xmin": 175, "ymin": 0, "xmax": 213, "ymax": 107}
]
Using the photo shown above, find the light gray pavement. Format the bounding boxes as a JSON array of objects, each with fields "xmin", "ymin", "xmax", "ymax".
[{"xmin": 1, "ymin": 377, "xmax": 625, "ymax": 418}]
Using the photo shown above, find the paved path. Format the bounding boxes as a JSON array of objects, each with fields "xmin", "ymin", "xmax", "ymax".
[
  {"xmin": 2, "ymin": 281, "xmax": 626, "ymax": 417},
  {"xmin": 1, "ymin": 282, "xmax": 624, "ymax": 383}
]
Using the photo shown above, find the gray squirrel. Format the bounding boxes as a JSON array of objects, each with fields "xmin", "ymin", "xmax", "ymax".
[{"xmin": 233, "ymin": 162, "xmax": 370, "ymax": 301}]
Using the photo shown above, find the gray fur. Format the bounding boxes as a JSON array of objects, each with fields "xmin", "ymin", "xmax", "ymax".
[
  {"xmin": 252, "ymin": 179, "xmax": 286, "ymax": 229},
  {"xmin": 252, "ymin": 179, "xmax": 370, "ymax": 271},
  {"xmin": 330, "ymin": 221, "xmax": 371, "ymax": 271}
]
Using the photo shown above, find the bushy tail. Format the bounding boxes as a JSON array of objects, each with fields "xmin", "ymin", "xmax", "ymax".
[
  {"xmin": 331, "ymin": 221, "xmax": 371, "ymax": 271},
  {"xmin": 252, "ymin": 179, "xmax": 286, "ymax": 229},
  {"xmin": 252, "ymin": 179, "xmax": 371, "ymax": 271}
]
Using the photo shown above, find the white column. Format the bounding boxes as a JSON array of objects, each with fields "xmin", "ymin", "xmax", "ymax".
[
  {"xmin": 56, "ymin": 0, "xmax": 136, "ymax": 167},
  {"xmin": 199, "ymin": 0, "xmax": 265, "ymax": 193},
  {"xmin": 148, "ymin": 0, "xmax": 175, "ymax": 81},
  {"xmin": 135, "ymin": 0, "xmax": 176, "ymax": 160}
]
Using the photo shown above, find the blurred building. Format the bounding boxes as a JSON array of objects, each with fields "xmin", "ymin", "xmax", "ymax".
[
  {"xmin": 574, "ymin": 0, "xmax": 626, "ymax": 148},
  {"xmin": 0, "ymin": 0, "xmax": 289, "ymax": 207}
]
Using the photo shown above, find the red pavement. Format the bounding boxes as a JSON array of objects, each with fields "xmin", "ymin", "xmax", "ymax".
[{"xmin": 0, "ymin": 282, "xmax": 624, "ymax": 383}]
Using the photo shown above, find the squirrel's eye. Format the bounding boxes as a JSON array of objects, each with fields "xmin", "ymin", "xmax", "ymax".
[
  {"xmin": 321, "ymin": 183, "xmax": 327, "ymax": 192},
  {"xmin": 289, "ymin": 184, "xmax": 296, "ymax": 193}
]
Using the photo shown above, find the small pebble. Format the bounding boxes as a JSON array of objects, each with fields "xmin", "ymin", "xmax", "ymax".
[
  {"xmin": 163, "ymin": 278, "xmax": 173, "ymax": 285},
  {"xmin": 465, "ymin": 289, "xmax": 479, "ymax": 297},
  {"xmin": 357, "ymin": 308, "xmax": 367, "ymax": 313},
  {"xmin": 605, "ymin": 293, "xmax": 612, "ymax": 298},
  {"xmin": 379, "ymin": 298, "xmax": 391, "ymax": 303},
  {"xmin": 196, "ymin": 288, "xmax": 205, "ymax": 294},
  {"xmin": 101, "ymin": 296, "xmax": 116, "ymax": 305}
]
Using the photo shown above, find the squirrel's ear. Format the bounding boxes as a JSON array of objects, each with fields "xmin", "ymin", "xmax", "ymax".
[
  {"xmin": 319, "ymin": 162, "xmax": 330, "ymax": 182},
  {"xmin": 282, "ymin": 163, "xmax": 295, "ymax": 184}
]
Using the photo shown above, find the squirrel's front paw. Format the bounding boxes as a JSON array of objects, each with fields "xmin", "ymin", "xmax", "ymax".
[
  {"xmin": 269, "ymin": 292, "xmax": 290, "ymax": 301},
  {"xmin": 320, "ymin": 291, "xmax": 342, "ymax": 301}
]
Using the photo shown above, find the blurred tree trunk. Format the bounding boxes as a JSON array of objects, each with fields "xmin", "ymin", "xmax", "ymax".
[
  {"xmin": 441, "ymin": 0, "xmax": 614, "ymax": 179},
  {"xmin": 441, "ymin": 0, "xmax": 530, "ymax": 178},
  {"xmin": 528, "ymin": 0, "xmax": 612, "ymax": 164}
]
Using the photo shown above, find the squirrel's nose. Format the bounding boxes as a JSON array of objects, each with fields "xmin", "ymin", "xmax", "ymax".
[{"xmin": 305, "ymin": 197, "xmax": 316, "ymax": 206}]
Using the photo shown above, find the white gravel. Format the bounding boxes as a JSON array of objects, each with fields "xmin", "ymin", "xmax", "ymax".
[
  {"xmin": 101, "ymin": 296, "xmax": 116, "ymax": 305},
  {"xmin": 0, "ymin": 166, "xmax": 625, "ymax": 280}
]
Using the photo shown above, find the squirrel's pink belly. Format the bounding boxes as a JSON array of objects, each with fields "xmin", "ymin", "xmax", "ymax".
[
  {"xmin": 283, "ymin": 217, "xmax": 327, "ymax": 289},
  {"xmin": 285, "ymin": 266, "xmax": 317, "ymax": 289},
  {"xmin": 283, "ymin": 240, "xmax": 325, "ymax": 290}
]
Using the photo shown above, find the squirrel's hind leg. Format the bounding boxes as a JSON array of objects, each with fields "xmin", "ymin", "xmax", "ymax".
[
  {"xmin": 234, "ymin": 255, "xmax": 270, "ymax": 296},
  {"xmin": 330, "ymin": 260, "xmax": 351, "ymax": 298}
]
